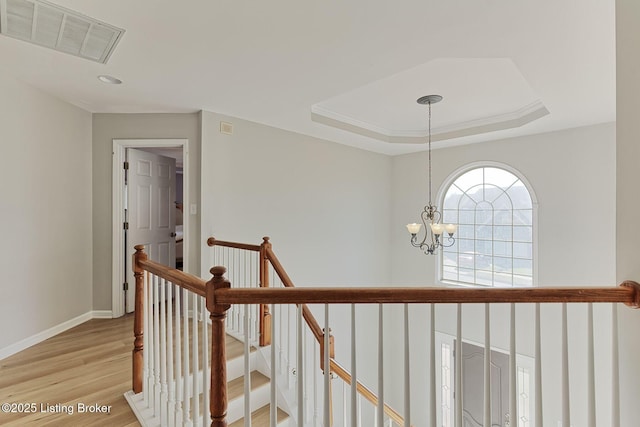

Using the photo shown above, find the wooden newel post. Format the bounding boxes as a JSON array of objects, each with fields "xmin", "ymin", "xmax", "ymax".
[
  {"xmin": 207, "ymin": 266, "xmax": 231, "ymax": 427},
  {"xmin": 132, "ymin": 244, "xmax": 147, "ymax": 394},
  {"xmin": 259, "ymin": 236, "xmax": 272, "ymax": 346}
]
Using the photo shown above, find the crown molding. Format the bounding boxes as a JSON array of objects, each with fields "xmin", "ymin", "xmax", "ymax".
[{"xmin": 311, "ymin": 100, "xmax": 550, "ymax": 144}]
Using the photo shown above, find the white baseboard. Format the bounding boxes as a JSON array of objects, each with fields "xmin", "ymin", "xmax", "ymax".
[
  {"xmin": 124, "ymin": 391, "xmax": 158, "ymax": 427},
  {"xmin": 0, "ymin": 310, "xmax": 114, "ymax": 361},
  {"xmin": 92, "ymin": 310, "xmax": 114, "ymax": 319}
]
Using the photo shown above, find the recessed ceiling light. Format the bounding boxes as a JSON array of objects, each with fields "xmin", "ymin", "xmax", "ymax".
[{"xmin": 98, "ymin": 75, "xmax": 122, "ymax": 84}]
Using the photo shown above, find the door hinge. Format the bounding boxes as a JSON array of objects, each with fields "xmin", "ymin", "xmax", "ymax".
[
  {"xmin": 123, "ymin": 282, "xmax": 129, "ymax": 291},
  {"xmin": 123, "ymin": 161, "xmax": 129, "ymax": 184},
  {"xmin": 123, "ymin": 222, "xmax": 129, "ymax": 230}
]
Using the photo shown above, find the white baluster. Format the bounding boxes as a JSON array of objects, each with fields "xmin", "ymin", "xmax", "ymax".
[
  {"xmin": 143, "ymin": 272, "xmax": 150, "ymax": 406},
  {"xmin": 534, "ymin": 303, "xmax": 542, "ymax": 427},
  {"xmin": 279, "ymin": 301, "xmax": 285, "ymax": 376},
  {"xmin": 182, "ymin": 288, "xmax": 191, "ymax": 426},
  {"xmin": 455, "ymin": 304, "xmax": 462, "ymax": 427},
  {"xmin": 154, "ymin": 275, "xmax": 161, "ymax": 417},
  {"xmin": 253, "ymin": 304, "xmax": 258, "ymax": 346},
  {"xmin": 278, "ymin": 304, "xmax": 284, "ymax": 375},
  {"xmin": 160, "ymin": 278, "xmax": 168, "ymax": 424},
  {"xmin": 288, "ymin": 305, "xmax": 294, "ymax": 390},
  {"xmin": 244, "ymin": 300, "xmax": 251, "ymax": 427},
  {"xmin": 377, "ymin": 304, "xmax": 384, "ymax": 427},
  {"xmin": 192, "ymin": 293, "xmax": 199, "ymax": 425},
  {"xmin": 175, "ymin": 284, "xmax": 183, "ymax": 425},
  {"xmin": 314, "ymin": 337, "xmax": 319, "ymax": 426},
  {"xmin": 429, "ymin": 303, "xmax": 436, "ymax": 427},
  {"xmin": 270, "ymin": 303, "xmax": 277, "ymax": 427},
  {"xmin": 343, "ymin": 381, "xmax": 347, "ymax": 427},
  {"xmin": 561, "ymin": 303, "xmax": 570, "ymax": 427},
  {"xmin": 351, "ymin": 304, "xmax": 358, "ymax": 427},
  {"xmin": 167, "ymin": 280, "xmax": 175, "ymax": 427},
  {"xmin": 612, "ymin": 303, "xmax": 620, "ymax": 427},
  {"xmin": 509, "ymin": 303, "xmax": 517, "ymax": 427},
  {"xmin": 324, "ymin": 304, "xmax": 330, "ymax": 426},
  {"xmin": 202, "ymin": 296, "xmax": 209, "ymax": 427},
  {"xmin": 404, "ymin": 303, "xmax": 411, "ymax": 427},
  {"xmin": 303, "ymin": 327, "xmax": 309, "ymax": 423},
  {"xmin": 247, "ymin": 255, "xmax": 252, "ymax": 343},
  {"xmin": 297, "ymin": 305, "xmax": 304, "ymax": 427},
  {"xmin": 484, "ymin": 303, "xmax": 491, "ymax": 427},
  {"xmin": 587, "ymin": 303, "xmax": 595, "ymax": 427}
]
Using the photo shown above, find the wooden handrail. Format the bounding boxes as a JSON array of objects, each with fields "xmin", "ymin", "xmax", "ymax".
[
  {"xmin": 264, "ymin": 246, "xmax": 325, "ymax": 343},
  {"xmin": 330, "ymin": 359, "xmax": 404, "ymax": 426},
  {"xmin": 212, "ymin": 283, "xmax": 640, "ymax": 306},
  {"xmin": 137, "ymin": 257, "xmax": 207, "ymax": 297},
  {"xmin": 207, "ymin": 236, "xmax": 261, "ymax": 252}
]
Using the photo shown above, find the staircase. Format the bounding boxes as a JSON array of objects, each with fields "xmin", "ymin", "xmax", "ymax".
[
  {"xmin": 225, "ymin": 334, "xmax": 291, "ymax": 426},
  {"xmin": 126, "ymin": 332, "xmax": 290, "ymax": 426}
]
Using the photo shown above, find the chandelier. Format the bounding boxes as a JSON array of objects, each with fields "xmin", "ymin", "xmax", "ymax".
[{"xmin": 406, "ymin": 95, "xmax": 457, "ymax": 255}]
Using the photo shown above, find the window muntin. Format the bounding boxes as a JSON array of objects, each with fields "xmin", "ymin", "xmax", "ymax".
[{"xmin": 441, "ymin": 166, "xmax": 534, "ymax": 287}]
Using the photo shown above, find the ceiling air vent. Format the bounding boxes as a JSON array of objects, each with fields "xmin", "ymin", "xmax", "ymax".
[{"xmin": 0, "ymin": 0, "xmax": 124, "ymax": 63}]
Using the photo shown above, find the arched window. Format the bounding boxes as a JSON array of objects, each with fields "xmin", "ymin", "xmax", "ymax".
[{"xmin": 440, "ymin": 165, "xmax": 535, "ymax": 287}]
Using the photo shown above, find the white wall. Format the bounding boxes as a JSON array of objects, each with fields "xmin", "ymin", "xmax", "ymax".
[
  {"xmin": 615, "ymin": 1, "xmax": 640, "ymax": 426},
  {"xmin": 388, "ymin": 123, "xmax": 617, "ymax": 426},
  {"xmin": 200, "ymin": 110, "xmax": 391, "ymax": 286},
  {"xmin": 0, "ymin": 71, "xmax": 93, "ymax": 352}
]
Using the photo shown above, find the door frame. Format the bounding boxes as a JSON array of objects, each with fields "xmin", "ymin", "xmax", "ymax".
[
  {"xmin": 112, "ymin": 138, "xmax": 190, "ymax": 318},
  {"xmin": 435, "ymin": 332, "xmax": 536, "ymax": 427}
]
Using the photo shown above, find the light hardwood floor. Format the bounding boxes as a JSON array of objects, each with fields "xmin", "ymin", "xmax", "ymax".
[{"xmin": 0, "ymin": 315, "xmax": 140, "ymax": 426}]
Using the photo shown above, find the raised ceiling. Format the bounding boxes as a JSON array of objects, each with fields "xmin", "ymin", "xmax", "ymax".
[{"xmin": 0, "ymin": 0, "xmax": 615, "ymax": 155}]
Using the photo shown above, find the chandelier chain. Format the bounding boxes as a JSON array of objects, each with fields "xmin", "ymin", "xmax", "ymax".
[{"xmin": 428, "ymin": 100, "xmax": 432, "ymax": 205}]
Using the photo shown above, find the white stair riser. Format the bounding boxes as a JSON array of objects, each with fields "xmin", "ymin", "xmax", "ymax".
[
  {"xmin": 227, "ymin": 352, "xmax": 257, "ymax": 382},
  {"xmin": 227, "ymin": 381, "xmax": 271, "ymax": 424}
]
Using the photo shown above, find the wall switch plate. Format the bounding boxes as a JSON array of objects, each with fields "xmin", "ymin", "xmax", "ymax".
[{"xmin": 190, "ymin": 204, "xmax": 197, "ymax": 215}]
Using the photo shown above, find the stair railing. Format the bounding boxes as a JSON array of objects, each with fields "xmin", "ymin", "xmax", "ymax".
[
  {"xmin": 130, "ymin": 239, "xmax": 640, "ymax": 426},
  {"xmin": 206, "ymin": 236, "xmax": 640, "ymax": 426},
  {"xmin": 210, "ymin": 275, "xmax": 640, "ymax": 427},
  {"xmin": 208, "ymin": 236, "xmax": 405, "ymax": 424}
]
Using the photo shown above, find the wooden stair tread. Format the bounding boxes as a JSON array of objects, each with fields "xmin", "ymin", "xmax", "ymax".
[
  {"xmin": 229, "ymin": 404, "xmax": 289, "ymax": 427},
  {"xmin": 226, "ymin": 334, "xmax": 255, "ymax": 361},
  {"xmin": 227, "ymin": 370, "xmax": 270, "ymax": 401}
]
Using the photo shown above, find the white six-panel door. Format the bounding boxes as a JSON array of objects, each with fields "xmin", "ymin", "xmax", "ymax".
[{"xmin": 126, "ymin": 148, "xmax": 176, "ymax": 313}]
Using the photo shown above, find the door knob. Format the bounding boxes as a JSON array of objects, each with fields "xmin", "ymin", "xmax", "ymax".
[{"xmin": 170, "ymin": 232, "xmax": 177, "ymax": 237}]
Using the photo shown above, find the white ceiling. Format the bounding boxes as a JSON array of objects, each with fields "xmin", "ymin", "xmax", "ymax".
[{"xmin": 0, "ymin": 0, "xmax": 615, "ymax": 155}]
